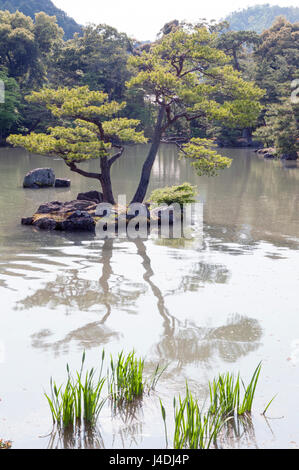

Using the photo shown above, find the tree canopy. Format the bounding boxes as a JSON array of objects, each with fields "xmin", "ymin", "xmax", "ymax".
[
  {"xmin": 7, "ymin": 86, "xmax": 147, "ymax": 203},
  {"xmin": 0, "ymin": 9, "xmax": 63, "ymax": 87},
  {"xmin": 126, "ymin": 24, "xmax": 264, "ymax": 202},
  {"xmin": 0, "ymin": 67, "xmax": 20, "ymax": 143}
]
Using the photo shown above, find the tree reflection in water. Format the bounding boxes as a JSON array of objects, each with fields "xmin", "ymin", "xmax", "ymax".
[
  {"xmin": 22, "ymin": 238, "xmax": 263, "ymax": 376},
  {"xmin": 23, "ymin": 237, "xmax": 263, "ymax": 449}
]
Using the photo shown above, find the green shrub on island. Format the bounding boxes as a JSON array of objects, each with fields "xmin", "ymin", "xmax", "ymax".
[{"xmin": 149, "ymin": 183, "xmax": 197, "ymax": 207}]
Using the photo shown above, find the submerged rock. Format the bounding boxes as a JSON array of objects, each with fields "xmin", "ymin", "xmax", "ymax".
[
  {"xmin": 281, "ymin": 152, "xmax": 298, "ymax": 161},
  {"xmin": 21, "ymin": 217, "xmax": 34, "ymax": 225},
  {"xmin": 55, "ymin": 178, "xmax": 71, "ymax": 188},
  {"xmin": 264, "ymin": 152, "xmax": 275, "ymax": 159},
  {"xmin": 256, "ymin": 148, "xmax": 298, "ymax": 161},
  {"xmin": 23, "ymin": 168, "xmax": 55, "ymax": 188}
]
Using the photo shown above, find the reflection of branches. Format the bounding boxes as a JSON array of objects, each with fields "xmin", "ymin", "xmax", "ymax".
[
  {"xmin": 134, "ymin": 239, "xmax": 177, "ymax": 337},
  {"xmin": 31, "ymin": 323, "xmax": 119, "ymax": 353},
  {"xmin": 153, "ymin": 314, "xmax": 262, "ymax": 368},
  {"xmin": 174, "ymin": 261, "xmax": 230, "ymax": 294},
  {"xmin": 17, "ymin": 238, "xmax": 146, "ymax": 314},
  {"xmin": 98, "ymin": 239, "xmax": 113, "ymax": 324}
]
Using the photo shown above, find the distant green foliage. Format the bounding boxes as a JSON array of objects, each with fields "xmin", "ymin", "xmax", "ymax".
[
  {"xmin": 253, "ymin": 17, "xmax": 299, "ymax": 103},
  {"xmin": 51, "ymin": 24, "xmax": 132, "ymax": 101},
  {"xmin": 252, "ymin": 17, "xmax": 299, "ymax": 155},
  {"xmin": 225, "ymin": 4, "xmax": 299, "ymax": 33},
  {"xmin": 254, "ymin": 100, "xmax": 299, "ymax": 156},
  {"xmin": 0, "ymin": 68, "xmax": 21, "ymax": 143},
  {"xmin": 149, "ymin": 183, "xmax": 197, "ymax": 206},
  {"xmin": 0, "ymin": 0, "xmax": 82, "ymax": 39},
  {"xmin": 0, "ymin": 9, "xmax": 63, "ymax": 87}
]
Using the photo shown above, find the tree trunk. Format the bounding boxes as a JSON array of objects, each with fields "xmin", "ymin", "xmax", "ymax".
[
  {"xmin": 232, "ymin": 48, "xmax": 240, "ymax": 72},
  {"xmin": 131, "ymin": 107, "xmax": 165, "ymax": 204},
  {"xmin": 100, "ymin": 156, "xmax": 115, "ymax": 204},
  {"xmin": 242, "ymin": 127, "xmax": 252, "ymax": 145}
]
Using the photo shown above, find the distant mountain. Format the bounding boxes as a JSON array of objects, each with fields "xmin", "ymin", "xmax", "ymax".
[
  {"xmin": 0, "ymin": 0, "xmax": 82, "ymax": 39},
  {"xmin": 225, "ymin": 4, "xmax": 299, "ymax": 33}
]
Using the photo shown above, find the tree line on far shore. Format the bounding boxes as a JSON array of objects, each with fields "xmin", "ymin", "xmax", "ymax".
[{"xmin": 0, "ymin": 9, "xmax": 298, "ymax": 161}]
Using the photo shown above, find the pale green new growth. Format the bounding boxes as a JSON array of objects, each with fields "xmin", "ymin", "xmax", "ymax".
[
  {"xmin": 149, "ymin": 182, "xmax": 197, "ymax": 206},
  {"xmin": 126, "ymin": 25, "xmax": 264, "ymax": 185},
  {"xmin": 8, "ymin": 86, "xmax": 147, "ymax": 164},
  {"xmin": 179, "ymin": 139, "xmax": 232, "ymax": 176}
]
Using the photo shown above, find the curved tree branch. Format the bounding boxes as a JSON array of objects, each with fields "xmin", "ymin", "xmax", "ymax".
[
  {"xmin": 108, "ymin": 146, "xmax": 124, "ymax": 168},
  {"xmin": 66, "ymin": 161, "xmax": 101, "ymax": 179}
]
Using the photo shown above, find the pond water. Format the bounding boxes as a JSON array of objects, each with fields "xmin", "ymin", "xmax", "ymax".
[{"xmin": 0, "ymin": 145, "xmax": 299, "ymax": 449}]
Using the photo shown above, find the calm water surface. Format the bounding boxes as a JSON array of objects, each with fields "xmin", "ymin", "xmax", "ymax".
[{"xmin": 0, "ymin": 145, "xmax": 299, "ymax": 449}]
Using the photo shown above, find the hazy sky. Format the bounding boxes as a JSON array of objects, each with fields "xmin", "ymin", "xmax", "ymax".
[{"xmin": 53, "ymin": 0, "xmax": 297, "ymax": 40}]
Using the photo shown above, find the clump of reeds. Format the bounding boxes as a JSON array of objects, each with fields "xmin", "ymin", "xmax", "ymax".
[
  {"xmin": 208, "ymin": 362, "xmax": 267, "ymax": 417},
  {"xmin": 161, "ymin": 385, "xmax": 224, "ymax": 449},
  {"xmin": 45, "ymin": 350, "xmax": 106, "ymax": 429},
  {"xmin": 108, "ymin": 350, "xmax": 167, "ymax": 407},
  {"xmin": 160, "ymin": 362, "xmax": 275, "ymax": 449},
  {"xmin": 108, "ymin": 351, "xmax": 144, "ymax": 405}
]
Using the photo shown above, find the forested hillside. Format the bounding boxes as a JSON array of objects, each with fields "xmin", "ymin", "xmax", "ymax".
[
  {"xmin": 225, "ymin": 4, "xmax": 299, "ymax": 32},
  {"xmin": 0, "ymin": 0, "xmax": 82, "ymax": 38},
  {"xmin": 0, "ymin": 6, "xmax": 298, "ymax": 158}
]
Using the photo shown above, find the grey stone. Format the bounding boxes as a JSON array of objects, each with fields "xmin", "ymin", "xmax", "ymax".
[
  {"xmin": 21, "ymin": 217, "xmax": 33, "ymax": 225},
  {"xmin": 77, "ymin": 191, "xmax": 103, "ymax": 204},
  {"xmin": 55, "ymin": 178, "xmax": 71, "ymax": 188},
  {"xmin": 23, "ymin": 168, "xmax": 55, "ymax": 188},
  {"xmin": 33, "ymin": 218, "xmax": 58, "ymax": 230},
  {"xmin": 264, "ymin": 152, "xmax": 275, "ymax": 159},
  {"xmin": 36, "ymin": 201, "xmax": 64, "ymax": 214},
  {"xmin": 281, "ymin": 152, "xmax": 298, "ymax": 161}
]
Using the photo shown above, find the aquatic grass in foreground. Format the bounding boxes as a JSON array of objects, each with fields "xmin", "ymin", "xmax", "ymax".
[
  {"xmin": 160, "ymin": 363, "xmax": 275, "ymax": 449},
  {"xmin": 108, "ymin": 351, "xmax": 144, "ymax": 406},
  {"xmin": 45, "ymin": 351, "xmax": 106, "ymax": 429},
  {"xmin": 208, "ymin": 362, "xmax": 271, "ymax": 417},
  {"xmin": 108, "ymin": 351, "xmax": 167, "ymax": 407},
  {"xmin": 161, "ymin": 385, "xmax": 224, "ymax": 449},
  {"xmin": 45, "ymin": 350, "xmax": 167, "ymax": 429}
]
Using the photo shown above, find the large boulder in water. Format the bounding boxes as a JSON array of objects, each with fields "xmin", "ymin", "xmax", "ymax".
[{"xmin": 23, "ymin": 168, "xmax": 55, "ymax": 188}]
